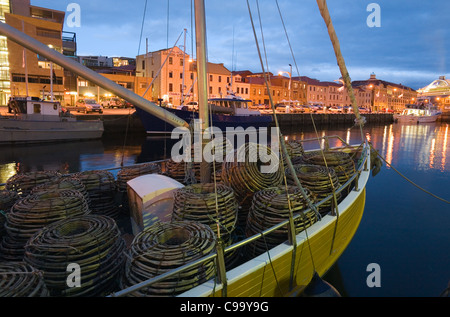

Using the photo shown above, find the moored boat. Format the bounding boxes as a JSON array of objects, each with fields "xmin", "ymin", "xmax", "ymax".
[
  {"xmin": 394, "ymin": 103, "xmax": 442, "ymax": 124},
  {"xmin": 0, "ymin": 97, "xmax": 104, "ymax": 144},
  {"xmin": 135, "ymin": 94, "xmax": 273, "ymax": 134}
]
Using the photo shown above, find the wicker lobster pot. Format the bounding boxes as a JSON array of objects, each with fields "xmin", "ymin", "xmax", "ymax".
[
  {"xmin": 245, "ymin": 185, "xmax": 319, "ymax": 258},
  {"xmin": 0, "ymin": 190, "xmax": 20, "ymax": 240},
  {"xmin": 74, "ymin": 170, "xmax": 119, "ymax": 219},
  {"xmin": 221, "ymin": 143, "xmax": 283, "ymax": 226},
  {"xmin": 0, "ymin": 262, "xmax": 49, "ymax": 297},
  {"xmin": 286, "ymin": 164, "xmax": 342, "ymax": 216},
  {"xmin": 172, "ymin": 183, "xmax": 238, "ymax": 267},
  {"xmin": 5, "ymin": 171, "xmax": 61, "ymax": 197},
  {"xmin": 121, "ymin": 221, "xmax": 216, "ymax": 296},
  {"xmin": 31, "ymin": 177, "xmax": 91, "ymax": 206},
  {"xmin": 24, "ymin": 215, "xmax": 126, "ymax": 297},
  {"xmin": 0, "ymin": 189, "xmax": 90, "ymax": 261},
  {"xmin": 165, "ymin": 138, "xmax": 231, "ymax": 185},
  {"xmin": 283, "ymin": 140, "xmax": 306, "ymax": 167},
  {"xmin": 302, "ymin": 151, "xmax": 356, "ymax": 185}
]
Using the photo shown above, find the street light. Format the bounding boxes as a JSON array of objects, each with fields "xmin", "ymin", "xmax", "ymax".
[{"xmin": 278, "ymin": 64, "xmax": 292, "ymax": 102}]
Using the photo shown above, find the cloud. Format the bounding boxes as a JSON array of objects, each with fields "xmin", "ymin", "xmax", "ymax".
[{"xmin": 30, "ymin": 0, "xmax": 449, "ymax": 89}]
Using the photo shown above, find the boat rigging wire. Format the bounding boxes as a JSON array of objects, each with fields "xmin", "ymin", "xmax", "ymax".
[
  {"xmin": 247, "ymin": 0, "xmax": 318, "ymax": 281},
  {"xmin": 137, "ymin": 0, "xmax": 148, "ymax": 56},
  {"xmin": 372, "ymin": 145, "xmax": 450, "ymax": 205}
]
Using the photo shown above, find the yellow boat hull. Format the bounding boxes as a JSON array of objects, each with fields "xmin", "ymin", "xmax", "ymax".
[{"xmin": 182, "ymin": 182, "xmax": 367, "ymax": 297}]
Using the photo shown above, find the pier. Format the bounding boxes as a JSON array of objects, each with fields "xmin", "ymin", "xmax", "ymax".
[{"xmin": 75, "ymin": 111, "xmax": 395, "ymax": 134}]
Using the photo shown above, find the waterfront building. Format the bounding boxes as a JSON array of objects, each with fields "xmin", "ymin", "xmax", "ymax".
[
  {"xmin": 417, "ymin": 76, "xmax": 450, "ymax": 112},
  {"xmin": 233, "ymin": 71, "xmax": 307, "ymax": 106},
  {"xmin": 353, "ymin": 73, "xmax": 417, "ymax": 112},
  {"xmin": 136, "ymin": 46, "xmax": 234, "ymax": 106},
  {"xmin": 1, "ymin": 0, "xmax": 66, "ymax": 104}
]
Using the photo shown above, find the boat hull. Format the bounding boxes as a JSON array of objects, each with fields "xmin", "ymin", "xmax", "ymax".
[
  {"xmin": 0, "ymin": 118, "xmax": 104, "ymax": 144},
  {"xmin": 394, "ymin": 114, "xmax": 440, "ymax": 124},
  {"xmin": 134, "ymin": 107, "xmax": 273, "ymax": 134}
]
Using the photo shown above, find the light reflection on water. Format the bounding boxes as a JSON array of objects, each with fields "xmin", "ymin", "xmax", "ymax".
[{"xmin": 0, "ymin": 122, "xmax": 449, "ymax": 297}]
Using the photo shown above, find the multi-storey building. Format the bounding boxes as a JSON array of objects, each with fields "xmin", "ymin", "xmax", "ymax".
[
  {"xmin": 136, "ymin": 46, "xmax": 233, "ymax": 106},
  {"xmin": 353, "ymin": 74, "xmax": 417, "ymax": 112},
  {"xmin": 4, "ymin": 0, "xmax": 66, "ymax": 104},
  {"xmin": 234, "ymin": 71, "xmax": 307, "ymax": 106},
  {"xmin": 297, "ymin": 74, "xmax": 415, "ymax": 112}
]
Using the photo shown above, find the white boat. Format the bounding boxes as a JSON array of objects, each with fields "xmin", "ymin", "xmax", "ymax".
[
  {"xmin": 0, "ymin": 97, "xmax": 104, "ymax": 144},
  {"xmin": 394, "ymin": 103, "xmax": 442, "ymax": 124}
]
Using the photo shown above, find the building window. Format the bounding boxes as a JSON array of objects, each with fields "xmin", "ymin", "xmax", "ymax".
[
  {"xmin": 218, "ymin": 76, "xmax": 222, "ymax": 83},
  {"xmin": 169, "ymin": 71, "xmax": 173, "ymax": 78},
  {"xmin": 169, "ymin": 83, "xmax": 173, "ymax": 92},
  {"xmin": 142, "ymin": 60, "xmax": 145, "ymax": 70},
  {"xmin": 169, "ymin": 57, "xmax": 173, "ymax": 65},
  {"xmin": 210, "ymin": 75, "xmax": 213, "ymax": 82},
  {"xmin": 36, "ymin": 28, "xmax": 61, "ymax": 39},
  {"xmin": 209, "ymin": 86, "xmax": 213, "ymax": 94}
]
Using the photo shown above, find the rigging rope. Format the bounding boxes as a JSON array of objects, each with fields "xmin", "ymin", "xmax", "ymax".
[
  {"xmin": 247, "ymin": 0, "xmax": 318, "ymax": 275},
  {"xmin": 372, "ymin": 144, "xmax": 450, "ymax": 205}
]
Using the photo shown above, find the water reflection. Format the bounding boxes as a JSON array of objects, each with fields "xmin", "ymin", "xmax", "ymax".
[{"xmin": 0, "ymin": 122, "xmax": 448, "ymax": 296}]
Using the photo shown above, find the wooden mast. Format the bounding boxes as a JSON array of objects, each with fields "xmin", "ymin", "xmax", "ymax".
[{"xmin": 194, "ymin": 0, "xmax": 211, "ymax": 183}]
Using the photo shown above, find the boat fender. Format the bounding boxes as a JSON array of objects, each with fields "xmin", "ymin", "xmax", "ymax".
[{"xmin": 301, "ymin": 272, "xmax": 341, "ymax": 297}]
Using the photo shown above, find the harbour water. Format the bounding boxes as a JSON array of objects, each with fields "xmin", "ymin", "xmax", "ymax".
[{"xmin": 0, "ymin": 121, "xmax": 448, "ymax": 297}]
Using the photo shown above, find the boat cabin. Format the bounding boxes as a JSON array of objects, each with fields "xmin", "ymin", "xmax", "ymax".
[
  {"xmin": 208, "ymin": 96, "xmax": 261, "ymax": 116},
  {"xmin": 7, "ymin": 97, "xmax": 67, "ymax": 121}
]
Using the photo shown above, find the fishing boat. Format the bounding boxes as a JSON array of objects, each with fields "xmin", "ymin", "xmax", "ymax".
[
  {"xmin": 0, "ymin": 96, "xmax": 104, "ymax": 144},
  {"xmin": 394, "ymin": 103, "xmax": 442, "ymax": 124},
  {"xmin": 0, "ymin": 0, "xmax": 373, "ymax": 298},
  {"xmin": 135, "ymin": 94, "xmax": 272, "ymax": 134}
]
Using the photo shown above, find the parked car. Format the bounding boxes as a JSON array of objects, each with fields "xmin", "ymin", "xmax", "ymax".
[
  {"xmin": 310, "ymin": 104, "xmax": 324, "ymax": 112},
  {"xmin": 328, "ymin": 106, "xmax": 343, "ymax": 113},
  {"xmin": 76, "ymin": 99, "xmax": 103, "ymax": 114},
  {"xmin": 100, "ymin": 97, "xmax": 122, "ymax": 109},
  {"xmin": 293, "ymin": 105, "xmax": 310, "ymax": 113}
]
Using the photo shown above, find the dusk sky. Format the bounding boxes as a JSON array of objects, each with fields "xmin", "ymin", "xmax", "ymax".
[{"xmin": 31, "ymin": 0, "xmax": 449, "ymax": 90}]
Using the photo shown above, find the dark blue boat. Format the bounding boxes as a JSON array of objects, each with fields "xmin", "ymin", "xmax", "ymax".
[{"xmin": 134, "ymin": 96, "xmax": 273, "ymax": 134}]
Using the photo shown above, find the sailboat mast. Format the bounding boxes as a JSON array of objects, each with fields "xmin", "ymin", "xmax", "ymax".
[{"xmin": 194, "ymin": 0, "xmax": 211, "ymax": 183}]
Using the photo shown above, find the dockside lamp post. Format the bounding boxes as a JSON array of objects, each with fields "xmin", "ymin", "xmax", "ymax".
[{"xmin": 278, "ymin": 64, "xmax": 292, "ymax": 103}]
